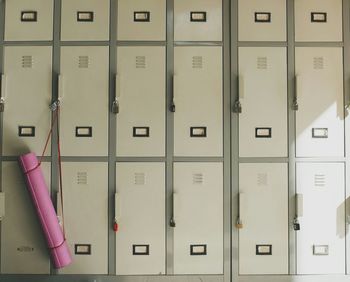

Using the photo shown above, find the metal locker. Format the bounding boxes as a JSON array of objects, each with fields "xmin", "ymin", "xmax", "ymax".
[
  {"xmin": 116, "ymin": 47, "xmax": 166, "ymax": 157},
  {"xmin": 296, "ymin": 163, "xmax": 345, "ymax": 274},
  {"xmin": 174, "ymin": 47, "xmax": 223, "ymax": 157},
  {"xmin": 295, "ymin": 47, "xmax": 344, "ymax": 158},
  {"xmin": 61, "ymin": 0, "xmax": 110, "ymax": 41},
  {"xmin": 115, "ymin": 163, "xmax": 165, "ymax": 275},
  {"xmin": 294, "ymin": 0, "xmax": 343, "ymax": 42},
  {"xmin": 174, "ymin": 0, "xmax": 222, "ymax": 42},
  {"xmin": 173, "ymin": 162, "xmax": 223, "ymax": 274},
  {"xmin": 2, "ymin": 46, "xmax": 52, "ymax": 156},
  {"xmin": 239, "ymin": 163, "xmax": 288, "ymax": 275},
  {"xmin": 239, "ymin": 47, "xmax": 288, "ymax": 157},
  {"xmin": 59, "ymin": 162, "xmax": 108, "ymax": 274},
  {"xmin": 238, "ymin": 0, "xmax": 286, "ymax": 42},
  {"xmin": 60, "ymin": 46, "xmax": 109, "ymax": 157},
  {"xmin": 1, "ymin": 162, "xmax": 50, "ymax": 274},
  {"xmin": 117, "ymin": 0, "xmax": 166, "ymax": 41},
  {"xmin": 4, "ymin": 0, "xmax": 53, "ymax": 41}
]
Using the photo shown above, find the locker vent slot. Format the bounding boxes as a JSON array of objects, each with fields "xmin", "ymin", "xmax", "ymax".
[
  {"xmin": 257, "ymin": 173, "xmax": 268, "ymax": 186},
  {"xmin": 21, "ymin": 11, "xmax": 38, "ymax": 22},
  {"xmin": 75, "ymin": 244, "xmax": 91, "ymax": 255},
  {"xmin": 314, "ymin": 174, "xmax": 326, "ymax": 187},
  {"xmin": 193, "ymin": 173, "xmax": 204, "ymax": 185},
  {"xmin": 77, "ymin": 172, "xmax": 88, "ymax": 185},
  {"xmin": 192, "ymin": 56, "xmax": 203, "ymax": 69},
  {"xmin": 257, "ymin": 57, "xmax": 268, "ymax": 70},
  {"xmin": 133, "ymin": 245, "xmax": 150, "ymax": 255},
  {"xmin": 134, "ymin": 173, "xmax": 145, "ymax": 185},
  {"xmin": 136, "ymin": 56, "xmax": 146, "ymax": 69},
  {"xmin": 190, "ymin": 245, "xmax": 207, "ymax": 255},
  {"xmin": 17, "ymin": 246, "xmax": 34, "ymax": 252},
  {"xmin": 78, "ymin": 56, "xmax": 89, "ymax": 68},
  {"xmin": 22, "ymin": 56, "xmax": 33, "ymax": 68},
  {"xmin": 256, "ymin": 245, "xmax": 272, "ymax": 255},
  {"xmin": 313, "ymin": 57, "xmax": 324, "ymax": 70}
]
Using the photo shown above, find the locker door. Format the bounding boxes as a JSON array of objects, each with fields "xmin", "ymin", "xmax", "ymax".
[
  {"xmin": 174, "ymin": 47, "xmax": 223, "ymax": 157},
  {"xmin": 173, "ymin": 162, "xmax": 223, "ymax": 274},
  {"xmin": 59, "ymin": 162, "xmax": 108, "ymax": 274},
  {"xmin": 238, "ymin": 0, "xmax": 286, "ymax": 42},
  {"xmin": 295, "ymin": 48, "xmax": 344, "ymax": 157},
  {"xmin": 60, "ymin": 46, "xmax": 109, "ymax": 156},
  {"xmin": 239, "ymin": 163, "xmax": 288, "ymax": 275},
  {"xmin": 4, "ymin": 0, "xmax": 53, "ymax": 41},
  {"xmin": 116, "ymin": 47, "xmax": 166, "ymax": 157},
  {"xmin": 117, "ymin": 0, "xmax": 166, "ymax": 41},
  {"xmin": 2, "ymin": 46, "xmax": 52, "ymax": 156},
  {"xmin": 295, "ymin": 0, "xmax": 342, "ymax": 42},
  {"xmin": 61, "ymin": 0, "xmax": 110, "ymax": 41},
  {"xmin": 174, "ymin": 0, "xmax": 222, "ymax": 42},
  {"xmin": 239, "ymin": 47, "xmax": 287, "ymax": 157},
  {"xmin": 115, "ymin": 163, "xmax": 165, "ymax": 275},
  {"xmin": 1, "ymin": 162, "xmax": 50, "ymax": 274},
  {"xmin": 296, "ymin": 163, "xmax": 345, "ymax": 274}
]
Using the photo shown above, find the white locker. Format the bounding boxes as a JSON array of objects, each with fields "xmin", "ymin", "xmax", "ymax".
[
  {"xmin": 4, "ymin": 0, "xmax": 53, "ymax": 41},
  {"xmin": 296, "ymin": 163, "xmax": 345, "ymax": 275},
  {"xmin": 174, "ymin": 0, "xmax": 222, "ymax": 42},
  {"xmin": 61, "ymin": 0, "xmax": 110, "ymax": 41},
  {"xmin": 2, "ymin": 46, "xmax": 52, "ymax": 156},
  {"xmin": 60, "ymin": 46, "xmax": 109, "ymax": 157},
  {"xmin": 115, "ymin": 163, "xmax": 165, "ymax": 275},
  {"xmin": 117, "ymin": 0, "xmax": 166, "ymax": 41},
  {"xmin": 295, "ymin": 0, "xmax": 343, "ymax": 42},
  {"xmin": 238, "ymin": 0, "xmax": 286, "ymax": 42},
  {"xmin": 239, "ymin": 163, "xmax": 288, "ymax": 275},
  {"xmin": 173, "ymin": 162, "xmax": 223, "ymax": 274},
  {"xmin": 59, "ymin": 162, "xmax": 108, "ymax": 275},
  {"xmin": 174, "ymin": 47, "xmax": 223, "ymax": 157},
  {"xmin": 239, "ymin": 47, "xmax": 288, "ymax": 157},
  {"xmin": 1, "ymin": 162, "xmax": 50, "ymax": 274},
  {"xmin": 116, "ymin": 47, "xmax": 166, "ymax": 157},
  {"xmin": 295, "ymin": 47, "xmax": 344, "ymax": 158}
]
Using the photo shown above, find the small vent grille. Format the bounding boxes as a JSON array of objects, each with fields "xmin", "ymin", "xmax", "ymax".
[
  {"xmin": 22, "ymin": 56, "xmax": 33, "ymax": 68},
  {"xmin": 313, "ymin": 57, "xmax": 324, "ymax": 70},
  {"xmin": 192, "ymin": 56, "xmax": 203, "ymax": 69},
  {"xmin": 134, "ymin": 173, "xmax": 145, "ymax": 185},
  {"xmin": 314, "ymin": 174, "xmax": 326, "ymax": 187},
  {"xmin": 136, "ymin": 56, "xmax": 146, "ymax": 69},
  {"xmin": 78, "ymin": 56, "xmax": 89, "ymax": 68},
  {"xmin": 257, "ymin": 173, "xmax": 268, "ymax": 186},
  {"xmin": 193, "ymin": 173, "xmax": 204, "ymax": 185},
  {"xmin": 257, "ymin": 57, "xmax": 268, "ymax": 70},
  {"xmin": 77, "ymin": 172, "xmax": 88, "ymax": 185}
]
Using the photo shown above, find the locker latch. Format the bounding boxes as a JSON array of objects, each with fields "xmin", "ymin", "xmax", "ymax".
[
  {"xmin": 112, "ymin": 99, "xmax": 119, "ymax": 114},
  {"xmin": 233, "ymin": 100, "xmax": 242, "ymax": 114},
  {"xmin": 293, "ymin": 217, "xmax": 300, "ymax": 231},
  {"xmin": 0, "ymin": 98, "xmax": 4, "ymax": 113},
  {"xmin": 292, "ymin": 98, "xmax": 299, "ymax": 111},
  {"xmin": 235, "ymin": 218, "xmax": 243, "ymax": 229}
]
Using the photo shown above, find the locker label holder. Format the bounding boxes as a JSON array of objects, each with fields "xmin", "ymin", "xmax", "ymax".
[
  {"xmin": 77, "ymin": 11, "xmax": 94, "ymax": 22},
  {"xmin": 75, "ymin": 244, "xmax": 91, "ymax": 255},
  {"xmin": 311, "ymin": 12, "xmax": 327, "ymax": 23},
  {"xmin": 255, "ymin": 127, "xmax": 272, "ymax": 138},
  {"xmin": 133, "ymin": 245, "xmax": 150, "ymax": 255},
  {"xmin": 190, "ymin": 12, "xmax": 207, "ymax": 22},
  {"xmin": 312, "ymin": 128, "xmax": 328, "ymax": 138},
  {"xmin": 18, "ymin": 126, "xmax": 35, "ymax": 137},
  {"xmin": 190, "ymin": 244, "xmax": 207, "ymax": 256},
  {"xmin": 134, "ymin": 11, "xmax": 151, "ymax": 22},
  {"xmin": 75, "ymin": 127, "xmax": 93, "ymax": 137},
  {"xmin": 255, "ymin": 12, "xmax": 271, "ymax": 23},
  {"xmin": 190, "ymin": 127, "xmax": 207, "ymax": 138},
  {"xmin": 256, "ymin": 245, "xmax": 272, "ymax": 255},
  {"xmin": 313, "ymin": 245, "xmax": 329, "ymax": 256},
  {"xmin": 21, "ymin": 11, "xmax": 38, "ymax": 22},
  {"xmin": 133, "ymin": 127, "xmax": 150, "ymax": 138}
]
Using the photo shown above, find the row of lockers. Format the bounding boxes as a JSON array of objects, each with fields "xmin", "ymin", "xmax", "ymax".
[
  {"xmin": 0, "ymin": 45, "xmax": 345, "ymax": 158},
  {"xmin": 1, "ymin": 0, "xmax": 344, "ymax": 42}
]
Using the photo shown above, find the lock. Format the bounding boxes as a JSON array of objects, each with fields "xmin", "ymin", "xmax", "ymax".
[
  {"xmin": 112, "ymin": 100, "xmax": 119, "ymax": 114},
  {"xmin": 170, "ymin": 101, "xmax": 176, "ymax": 113},
  {"xmin": 0, "ymin": 100, "xmax": 4, "ymax": 112},
  {"xmin": 233, "ymin": 100, "xmax": 242, "ymax": 113},
  {"xmin": 292, "ymin": 99, "xmax": 299, "ymax": 111},
  {"xmin": 293, "ymin": 217, "xmax": 300, "ymax": 231},
  {"xmin": 170, "ymin": 217, "xmax": 176, "ymax": 227}
]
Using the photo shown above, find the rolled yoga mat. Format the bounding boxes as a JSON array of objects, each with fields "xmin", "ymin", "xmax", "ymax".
[{"xmin": 19, "ymin": 152, "xmax": 72, "ymax": 269}]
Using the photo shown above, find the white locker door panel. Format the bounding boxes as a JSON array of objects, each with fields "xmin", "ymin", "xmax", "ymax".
[
  {"xmin": 116, "ymin": 47, "xmax": 165, "ymax": 157},
  {"xmin": 295, "ymin": 0, "xmax": 342, "ymax": 42},
  {"xmin": 60, "ymin": 46, "xmax": 109, "ymax": 156},
  {"xmin": 61, "ymin": 0, "xmax": 110, "ymax": 41},
  {"xmin": 59, "ymin": 162, "xmax": 108, "ymax": 274},
  {"xmin": 239, "ymin": 47, "xmax": 288, "ymax": 157},
  {"xmin": 174, "ymin": 0, "xmax": 222, "ymax": 42},
  {"xmin": 4, "ymin": 0, "xmax": 53, "ymax": 41},
  {"xmin": 173, "ymin": 162, "xmax": 223, "ymax": 274},
  {"xmin": 1, "ymin": 162, "xmax": 50, "ymax": 274},
  {"xmin": 2, "ymin": 46, "xmax": 52, "ymax": 156},
  {"xmin": 238, "ymin": 0, "xmax": 286, "ymax": 42},
  {"xmin": 117, "ymin": 0, "xmax": 166, "ymax": 41},
  {"xmin": 174, "ymin": 47, "xmax": 223, "ymax": 157},
  {"xmin": 239, "ymin": 163, "xmax": 288, "ymax": 275},
  {"xmin": 296, "ymin": 163, "xmax": 345, "ymax": 275},
  {"xmin": 295, "ymin": 48, "xmax": 344, "ymax": 158},
  {"xmin": 115, "ymin": 163, "xmax": 165, "ymax": 275}
]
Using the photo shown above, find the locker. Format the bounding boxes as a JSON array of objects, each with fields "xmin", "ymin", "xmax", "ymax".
[
  {"xmin": 115, "ymin": 163, "xmax": 165, "ymax": 275},
  {"xmin": 116, "ymin": 47, "xmax": 166, "ymax": 157},
  {"xmin": 174, "ymin": 0, "xmax": 222, "ymax": 42},
  {"xmin": 174, "ymin": 47, "xmax": 223, "ymax": 157},
  {"xmin": 2, "ymin": 46, "xmax": 52, "ymax": 156},
  {"xmin": 295, "ymin": 0, "xmax": 342, "ymax": 42},
  {"xmin": 4, "ymin": 0, "xmax": 53, "ymax": 41},
  {"xmin": 1, "ymin": 162, "xmax": 50, "ymax": 274},
  {"xmin": 239, "ymin": 47, "xmax": 288, "ymax": 157},
  {"xmin": 238, "ymin": 0, "xmax": 286, "ymax": 42},
  {"xmin": 60, "ymin": 46, "xmax": 109, "ymax": 156},
  {"xmin": 61, "ymin": 0, "xmax": 110, "ymax": 41},
  {"xmin": 59, "ymin": 162, "xmax": 108, "ymax": 274},
  {"xmin": 296, "ymin": 163, "xmax": 345, "ymax": 274},
  {"xmin": 239, "ymin": 163, "xmax": 288, "ymax": 275},
  {"xmin": 117, "ymin": 0, "xmax": 166, "ymax": 41},
  {"xmin": 173, "ymin": 162, "xmax": 223, "ymax": 274},
  {"xmin": 295, "ymin": 47, "xmax": 344, "ymax": 158}
]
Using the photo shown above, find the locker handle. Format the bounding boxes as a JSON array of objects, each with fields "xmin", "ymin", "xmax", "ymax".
[
  {"xmin": 235, "ymin": 192, "xmax": 244, "ymax": 229},
  {"xmin": 170, "ymin": 75, "xmax": 176, "ymax": 112},
  {"xmin": 0, "ymin": 192, "xmax": 5, "ymax": 221},
  {"xmin": 170, "ymin": 193, "xmax": 177, "ymax": 227},
  {"xmin": 0, "ymin": 74, "xmax": 7, "ymax": 112},
  {"xmin": 292, "ymin": 75, "xmax": 299, "ymax": 111}
]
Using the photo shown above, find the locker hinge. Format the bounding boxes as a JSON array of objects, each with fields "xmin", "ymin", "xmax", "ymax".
[
  {"xmin": 233, "ymin": 100, "xmax": 242, "ymax": 114},
  {"xmin": 112, "ymin": 99, "xmax": 119, "ymax": 114}
]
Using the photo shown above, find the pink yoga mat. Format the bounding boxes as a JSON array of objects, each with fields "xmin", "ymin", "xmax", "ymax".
[{"xmin": 19, "ymin": 152, "xmax": 72, "ymax": 269}]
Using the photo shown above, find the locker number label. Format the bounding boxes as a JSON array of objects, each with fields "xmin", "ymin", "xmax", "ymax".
[
  {"xmin": 21, "ymin": 11, "xmax": 38, "ymax": 22},
  {"xmin": 18, "ymin": 126, "xmax": 35, "ymax": 137},
  {"xmin": 75, "ymin": 244, "xmax": 91, "ymax": 255},
  {"xmin": 76, "ymin": 127, "xmax": 93, "ymax": 137},
  {"xmin": 190, "ymin": 12, "xmax": 207, "ymax": 22},
  {"xmin": 190, "ymin": 245, "xmax": 207, "ymax": 256},
  {"xmin": 134, "ymin": 12, "xmax": 151, "ymax": 22},
  {"xmin": 311, "ymin": 12, "xmax": 327, "ymax": 23},
  {"xmin": 313, "ymin": 245, "xmax": 329, "ymax": 256},
  {"xmin": 133, "ymin": 245, "xmax": 150, "ymax": 255},
  {"xmin": 312, "ymin": 128, "xmax": 328, "ymax": 138},
  {"xmin": 256, "ymin": 245, "xmax": 272, "ymax": 255},
  {"xmin": 255, "ymin": 128, "xmax": 272, "ymax": 138},
  {"xmin": 255, "ymin": 12, "xmax": 271, "ymax": 23},
  {"xmin": 77, "ymin": 11, "xmax": 94, "ymax": 22},
  {"xmin": 133, "ymin": 127, "xmax": 150, "ymax": 137},
  {"xmin": 190, "ymin": 127, "xmax": 207, "ymax": 137}
]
